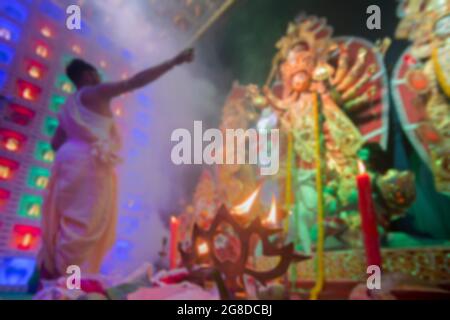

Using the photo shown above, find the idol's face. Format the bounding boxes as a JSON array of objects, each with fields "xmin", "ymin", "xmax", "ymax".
[
  {"xmin": 290, "ymin": 51, "xmax": 314, "ymax": 92},
  {"xmin": 291, "ymin": 71, "xmax": 311, "ymax": 92}
]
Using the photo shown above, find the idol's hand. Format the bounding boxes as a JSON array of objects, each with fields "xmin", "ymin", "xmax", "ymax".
[{"xmin": 173, "ymin": 48, "xmax": 195, "ymax": 65}]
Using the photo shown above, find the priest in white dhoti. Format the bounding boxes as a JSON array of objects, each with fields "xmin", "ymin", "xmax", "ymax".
[{"xmin": 38, "ymin": 49, "xmax": 194, "ymax": 279}]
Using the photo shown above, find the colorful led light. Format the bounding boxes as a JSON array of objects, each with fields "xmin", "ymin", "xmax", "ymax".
[
  {"xmin": 42, "ymin": 116, "xmax": 58, "ymax": 136},
  {"xmin": 0, "ymin": 43, "xmax": 14, "ymax": 64},
  {"xmin": 26, "ymin": 60, "xmax": 46, "ymax": 79},
  {"xmin": 6, "ymin": 104, "xmax": 35, "ymax": 126},
  {"xmin": 5, "ymin": 137, "xmax": 19, "ymax": 151},
  {"xmin": 11, "ymin": 225, "xmax": 41, "ymax": 251},
  {"xmin": 43, "ymin": 150, "xmax": 54, "ymax": 162},
  {"xmin": 0, "ymin": 165, "xmax": 11, "ymax": 179},
  {"xmin": 28, "ymin": 167, "xmax": 50, "ymax": 190},
  {"xmin": 0, "ymin": 257, "xmax": 37, "ymax": 287},
  {"xmin": 0, "ymin": 158, "xmax": 19, "ymax": 180},
  {"xmin": 40, "ymin": 26, "xmax": 52, "ymax": 38},
  {"xmin": 0, "ymin": 27, "xmax": 11, "ymax": 41},
  {"xmin": 18, "ymin": 194, "xmax": 43, "ymax": 219},
  {"xmin": 0, "ymin": 17, "xmax": 20, "ymax": 42},
  {"xmin": 0, "ymin": 129, "xmax": 26, "ymax": 152},
  {"xmin": 17, "ymin": 80, "xmax": 42, "ymax": 102},
  {"xmin": 49, "ymin": 95, "xmax": 66, "ymax": 113},
  {"xmin": 0, "ymin": 188, "xmax": 10, "ymax": 205},
  {"xmin": 72, "ymin": 44, "xmax": 82, "ymax": 55},
  {"xmin": 35, "ymin": 42, "xmax": 49, "ymax": 59},
  {"xmin": 35, "ymin": 141, "xmax": 54, "ymax": 163},
  {"xmin": 0, "ymin": 1, "xmax": 28, "ymax": 23}
]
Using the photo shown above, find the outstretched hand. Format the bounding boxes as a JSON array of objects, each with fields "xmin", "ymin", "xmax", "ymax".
[{"xmin": 173, "ymin": 48, "xmax": 195, "ymax": 65}]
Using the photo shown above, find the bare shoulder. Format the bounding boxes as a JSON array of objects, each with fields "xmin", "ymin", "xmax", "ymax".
[{"xmin": 78, "ymin": 86, "xmax": 113, "ymax": 117}]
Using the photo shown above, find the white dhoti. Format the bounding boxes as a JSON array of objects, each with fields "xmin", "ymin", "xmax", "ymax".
[{"xmin": 38, "ymin": 89, "xmax": 122, "ymax": 278}]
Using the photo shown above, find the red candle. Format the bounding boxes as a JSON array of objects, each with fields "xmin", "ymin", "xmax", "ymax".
[
  {"xmin": 356, "ymin": 161, "xmax": 382, "ymax": 268},
  {"xmin": 169, "ymin": 216, "xmax": 180, "ymax": 269}
]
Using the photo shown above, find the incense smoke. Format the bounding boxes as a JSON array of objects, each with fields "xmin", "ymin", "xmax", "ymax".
[{"xmin": 90, "ymin": 0, "xmax": 226, "ymax": 276}]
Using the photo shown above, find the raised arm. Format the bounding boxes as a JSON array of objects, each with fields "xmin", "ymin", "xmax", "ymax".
[{"xmin": 82, "ymin": 48, "xmax": 194, "ymax": 105}]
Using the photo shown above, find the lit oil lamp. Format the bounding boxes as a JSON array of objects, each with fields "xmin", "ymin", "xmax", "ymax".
[
  {"xmin": 197, "ymin": 241, "xmax": 209, "ymax": 256},
  {"xmin": 231, "ymin": 186, "xmax": 260, "ymax": 216},
  {"xmin": 263, "ymin": 195, "xmax": 279, "ymax": 228}
]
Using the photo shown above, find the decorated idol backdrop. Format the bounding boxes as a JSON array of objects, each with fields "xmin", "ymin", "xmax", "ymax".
[
  {"xmin": 179, "ymin": 0, "xmax": 450, "ymax": 291},
  {"xmin": 0, "ymin": 0, "xmax": 449, "ymax": 297}
]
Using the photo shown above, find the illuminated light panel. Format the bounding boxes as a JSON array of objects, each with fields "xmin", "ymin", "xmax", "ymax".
[
  {"xmin": 27, "ymin": 167, "xmax": 50, "ymax": 190},
  {"xmin": 0, "ymin": 257, "xmax": 36, "ymax": 287},
  {"xmin": 0, "ymin": 43, "xmax": 15, "ymax": 64},
  {"xmin": 0, "ymin": 27, "xmax": 10, "ymax": 41},
  {"xmin": 42, "ymin": 116, "xmax": 59, "ymax": 137},
  {"xmin": 18, "ymin": 194, "xmax": 43, "ymax": 219},
  {"xmin": 17, "ymin": 80, "xmax": 42, "ymax": 102},
  {"xmin": 0, "ymin": 188, "xmax": 10, "ymax": 206},
  {"xmin": 55, "ymin": 75, "xmax": 74, "ymax": 94},
  {"xmin": 40, "ymin": 26, "xmax": 52, "ymax": 38},
  {"xmin": 0, "ymin": 70, "xmax": 6, "ymax": 89},
  {"xmin": 35, "ymin": 42, "xmax": 49, "ymax": 59},
  {"xmin": 72, "ymin": 44, "xmax": 82, "ymax": 55},
  {"xmin": 26, "ymin": 60, "xmax": 47, "ymax": 79},
  {"xmin": 49, "ymin": 95, "xmax": 66, "ymax": 113},
  {"xmin": 35, "ymin": 141, "xmax": 54, "ymax": 163},
  {"xmin": 39, "ymin": 0, "xmax": 64, "ymax": 22},
  {"xmin": 0, "ymin": 1, "xmax": 28, "ymax": 23},
  {"xmin": 0, "ymin": 128, "xmax": 26, "ymax": 152},
  {"xmin": 11, "ymin": 225, "xmax": 41, "ymax": 251},
  {"xmin": 0, "ymin": 157, "xmax": 19, "ymax": 180},
  {"xmin": 4, "ymin": 104, "xmax": 36, "ymax": 126},
  {"xmin": 0, "ymin": 17, "xmax": 20, "ymax": 42}
]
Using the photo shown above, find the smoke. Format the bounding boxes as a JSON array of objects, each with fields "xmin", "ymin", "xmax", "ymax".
[{"xmin": 90, "ymin": 0, "xmax": 226, "ymax": 276}]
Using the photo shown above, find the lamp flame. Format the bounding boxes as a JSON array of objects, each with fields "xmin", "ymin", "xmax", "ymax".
[
  {"xmin": 358, "ymin": 160, "xmax": 366, "ymax": 174},
  {"xmin": 232, "ymin": 186, "xmax": 261, "ymax": 215},
  {"xmin": 265, "ymin": 195, "xmax": 278, "ymax": 226},
  {"xmin": 197, "ymin": 241, "xmax": 209, "ymax": 256}
]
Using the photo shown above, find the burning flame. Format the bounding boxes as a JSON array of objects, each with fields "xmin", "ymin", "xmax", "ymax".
[
  {"xmin": 358, "ymin": 160, "xmax": 366, "ymax": 174},
  {"xmin": 265, "ymin": 195, "xmax": 278, "ymax": 226},
  {"xmin": 197, "ymin": 241, "xmax": 209, "ymax": 256},
  {"xmin": 232, "ymin": 186, "xmax": 261, "ymax": 215}
]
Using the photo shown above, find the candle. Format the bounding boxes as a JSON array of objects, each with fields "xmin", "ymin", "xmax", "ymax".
[
  {"xmin": 356, "ymin": 161, "xmax": 382, "ymax": 268},
  {"xmin": 169, "ymin": 216, "xmax": 180, "ymax": 269}
]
